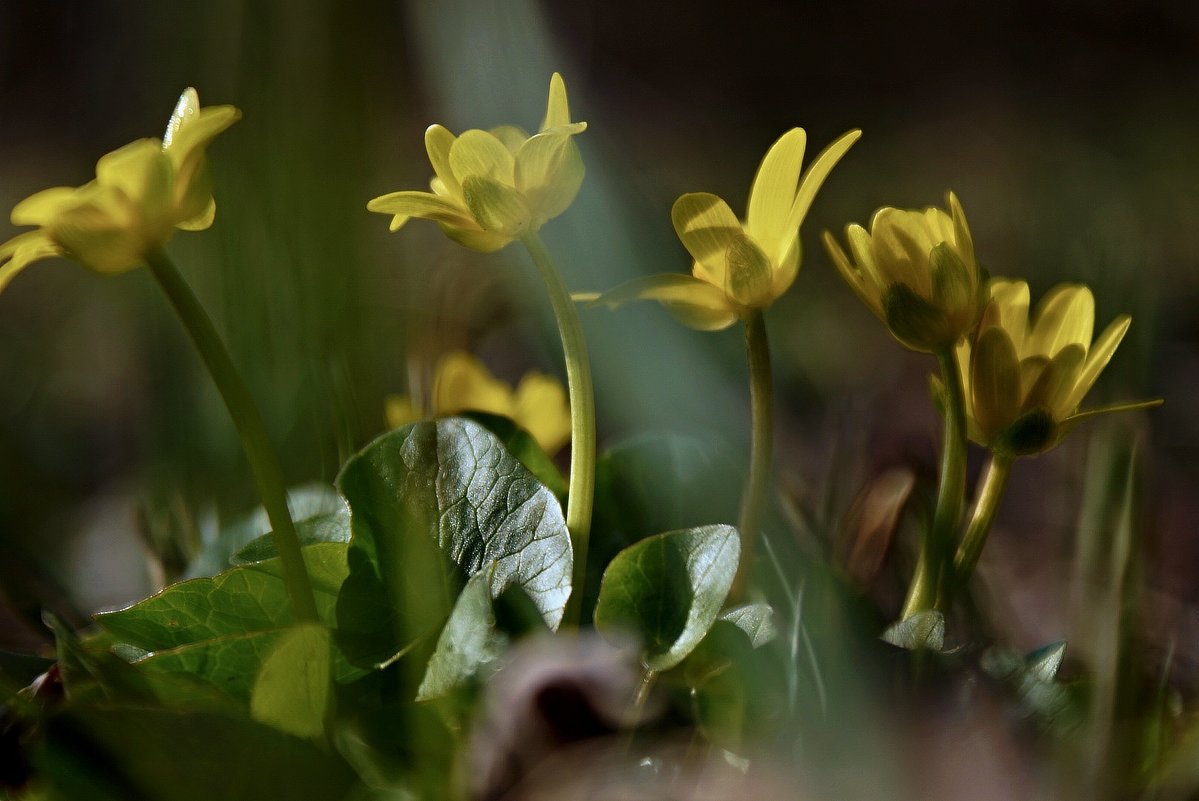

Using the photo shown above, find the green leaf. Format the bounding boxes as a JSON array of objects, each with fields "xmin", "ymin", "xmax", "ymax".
[
  {"xmin": 594, "ymin": 525, "xmax": 740, "ymax": 671},
  {"xmin": 881, "ymin": 611, "xmax": 944, "ymax": 651},
  {"xmin": 335, "ymin": 419, "xmax": 572, "ymax": 668},
  {"xmin": 231, "ymin": 506, "xmax": 351, "ymax": 564},
  {"xmin": 416, "ymin": 568, "xmax": 506, "ymax": 701},
  {"xmin": 719, "ymin": 603, "xmax": 777, "ymax": 648},
  {"xmin": 38, "ymin": 706, "xmax": 355, "ymax": 801},
  {"xmin": 463, "ymin": 410, "xmax": 567, "ymax": 498},
  {"xmin": 97, "ymin": 543, "xmax": 349, "ymax": 651},
  {"xmin": 186, "ymin": 484, "xmax": 348, "ymax": 577},
  {"xmin": 135, "ymin": 629, "xmax": 286, "ymax": 703},
  {"xmin": 250, "ymin": 623, "xmax": 332, "ymax": 739}
]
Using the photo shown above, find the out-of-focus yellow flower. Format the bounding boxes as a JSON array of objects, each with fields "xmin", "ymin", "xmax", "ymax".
[
  {"xmin": 584, "ymin": 128, "xmax": 860, "ymax": 330},
  {"xmin": 367, "ymin": 73, "xmax": 586, "ymax": 252},
  {"xmin": 823, "ymin": 192, "xmax": 985, "ymax": 352},
  {"xmin": 386, "ymin": 351, "xmax": 571, "ymax": 454},
  {"xmin": 948, "ymin": 278, "xmax": 1160, "ymax": 456},
  {"xmin": 0, "ymin": 89, "xmax": 240, "ymax": 292}
]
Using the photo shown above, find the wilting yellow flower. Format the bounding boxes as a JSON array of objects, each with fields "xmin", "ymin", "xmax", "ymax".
[
  {"xmin": 584, "ymin": 128, "xmax": 860, "ymax": 330},
  {"xmin": 387, "ymin": 351, "xmax": 571, "ymax": 454},
  {"xmin": 367, "ymin": 73, "xmax": 586, "ymax": 252},
  {"xmin": 949, "ymin": 278, "xmax": 1160, "ymax": 456},
  {"xmin": 823, "ymin": 192, "xmax": 985, "ymax": 352},
  {"xmin": 0, "ymin": 89, "xmax": 240, "ymax": 292}
]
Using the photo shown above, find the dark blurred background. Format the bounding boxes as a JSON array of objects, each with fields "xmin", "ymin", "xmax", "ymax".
[{"xmin": 0, "ymin": 0, "xmax": 1194, "ymax": 694}]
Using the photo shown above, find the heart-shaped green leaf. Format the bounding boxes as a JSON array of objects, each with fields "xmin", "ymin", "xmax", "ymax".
[
  {"xmin": 594, "ymin": 525, "xmax": 739, "ymax": 671},
  {"xmin": 335, "ymin": 418, "xmax": 571, "ymax": 668}
]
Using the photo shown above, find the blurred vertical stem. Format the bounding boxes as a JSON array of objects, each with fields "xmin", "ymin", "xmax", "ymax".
[
  {"xmin": 901, "ymin": 349, "xmax": 967, "ymax": 619},
  {"xmin": 520, "ymin": 232, "xmax": 595, "ymax": 626},
  {"xmin": 145, "ymin": 248, "xmax": 319, "ymax": 623},
  {"xmin": 953, "ymin": 455, "xmax": 1013, "ymax": 583},
  {"xmin": 732, "ymin": 311, "xmax": 772, "ymax": 599}
]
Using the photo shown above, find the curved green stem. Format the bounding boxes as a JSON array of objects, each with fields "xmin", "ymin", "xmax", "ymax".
[
  {"xmin": 732, "ymin": 311, "xmax": 773, "ymax": 599},
  {"xmin": 953, "ymin": 455, "xmax": 1013, "ymax": 583},
  {"xmin": 901, "ymin": 349, "xmax": 967, "ymax": 619},
  {"xmin": 520, "ymin": 232, "xmax": 595, "ymax": 626},
  {"xmin": 145, "ymin": 249, "xmax": 318, "ymax": 623}
]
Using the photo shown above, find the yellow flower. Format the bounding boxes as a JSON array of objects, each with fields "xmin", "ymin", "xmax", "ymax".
[
  {"xmin": 950, "ymin": 278, "xmax": 1160, "ymax": 456},
  {"xmin": 386, "ymin": 351, "xmax": 571, "ymax": 454},
  {"xmin": 823, "ymin": 192, "xmax": 985, "ymax": 352},
  {"xmin": 0, "ymin": 88, "xmax": 240, "ymax": 292},
  {"xmin": 367, "ymin": 73, "xmax": 586, "ymax": 252},
  {"xmin": 585, "ymin": 128, "xmax": 860, "ymax": 330}
]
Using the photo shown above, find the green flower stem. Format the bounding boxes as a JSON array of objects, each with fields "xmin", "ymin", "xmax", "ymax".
[
  {"xmin": 732, "ymin": 311, "xmax": 773, "ymax": 599},
  {"xmin": 520, "ymin": 232, "xmax": 595, "ymax": 626},
  {"xmin": 901, "ymin": 349, "xmax": 967, "ymax": 619},
  {"xmin": 953, "ymin": 455, "xmax": 1013, "ymax": 583},
  {"xmin": 145, "ymin": 248, "xmax": 319, "ymax": 623}
]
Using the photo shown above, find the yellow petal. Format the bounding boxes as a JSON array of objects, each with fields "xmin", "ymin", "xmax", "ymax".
[
  {"xmin": 163, "ymin": 95, "xmax": 240, "ymax": 165},
  {"xmin": 489, "ymin": 124, "xmax": 530, "ymax": 155},
  {"xmin": 432, "ymin": 352, "xmax": 514, "ymax": 418},
  {"xmin": 869, "ymin": 208, "xmax": 932, "ymax": 296},
  {"xmin": 512, "ymin": 373, "xmax": 571, "ymax": 454},
  {"xmin": 770, "ymin": 235, "xmax": 801, "ymax": 299},
  {"xmin": 541, "ymin": 72, "xmax": 574, "ymax": 132},
  {"xmin": 971, "ymin": 327, "xmax": 1021, "ymax": 440},
  {"xmin": 385, "ymin": 395, "xmax": 423, "ymax": 430},
  {"xmin": 823, "ymin": 229, "xmax": 882, "ymax": 318},
  {"xmin": 783, "ymin": 129, "xmax": 861, "ymax": 236},
  {"xmin": 437, "ymin": 222, "xmax": 513, "ymax": 252},
  {"xmin": 981, "ymin": 278, "xmax": 1030, "ymax": 350},
  {"xmin": 1022, "ymin": 343, "xmax": 1085, "ymax": 420},
  {"xmin": 670, "ymin": 192, "xmax": 742, "ymax": 289},
  {"xmin": 0, "ymin": 231, "xmax": 62, "ymax": 293},
  {"xmin": 515, "ymin": 131, "xmax": 584, "ymax": 225},
  {"xmin": 746, "ymin": 128, "xmax": 806, "ymax": 258},
  {"xmin": 449, "ymin": 129, "xmax": 516, "ymax": 185},
  {"xmin": 1027, "ymin": 284, "xmax": 1094, "ymax": 358},
  {"xmin": 587, "ymin": 273, "xmax": 738, "ymax": 331},
  {"xmin": 461, "ymin": 175, "xmax": 531, "ymax": 236},
  {"xmin": 1063, "ymin": 314, "xmax": 1131, "ymax": 411},
  {"xmin": 425, "ymin": 124, "xmax": 461, "ymax": 199},
  {"xmin": 11, "ymin": 187, "xmax": 79, "ymax": 226},
  {"xmin": 723, "ymin": 233, "xmax": 774, "ymax": 309},
  {"xmin": 947, "ymin": 192, "xmax": 975, "ymax": 272},
  {"xmin": 49, "ymin": 196, "xmax": 148, "ymax": 274},
  {"xmin": 96, "ymin": 139, "xmax": 172, "ymax": 214},
  {"xmin": 1061, "ymin": 398, "xmax": 1163, "ymax": 428},
  {"xmin": 176, "ymin": 197, "xmax": 217, "ymax": 231},
  {"xmin": 367, "ymin": 191, "xmax": 475, "ymax": 227}
]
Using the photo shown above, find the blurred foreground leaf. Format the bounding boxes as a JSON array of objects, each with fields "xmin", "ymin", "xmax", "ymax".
[{"xmin": 250, "ymin": 623, "xmax": 332, "ymax": 738}]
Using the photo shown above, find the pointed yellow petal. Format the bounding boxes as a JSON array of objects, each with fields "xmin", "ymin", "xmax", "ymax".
[
  {"xmin": 1028, "ymin": 284, "xmax": 1094, "ymax": 358},
  {"xmin": 541, "ymin": 72, "xmax": 573, "ymax": 131},
  {"xmin": 0, "ymin": 231, "xmax": 61, "ymax": 293},
  {"xmin": 971, "ymin": 327, "xmax": 1021, "ymax": 440},
  {"xmin": 163, "ymin": 88, "xmax": 200, "ymax": 149},
  {"xmin": 367, "ymin": 191, "xmax": 475, "ymax": 226},
  {"xmin": 670, "ymin": 192, "xmax": 742, "ymax": 289},
  {"xmin": 515, "ymin": 131, "xmax": 584, "ymax": 225},
  {"xmin": 432, "ymin": 352, "xmax": 513, "ymax": 418},
  {"xmin": 982, "ymin": 278, "xmax": 1030, "ymax": 349},
  {"xmin": 437, "ymin": 222, "xmax": 513, "ymax": 252},
  {"xmin": 176, "ymin": 197, "xmax": 217, "ymax": 231},
  {"xmin": 1022, "ymin": 343, "xmax": 1085, "ymax": 419},
  {"xmin": 823, "ymin": 229, "xmax": 882, "ymax": 318},
  {"xmin": 770, "ymin": 235, "xmax": 801, "ymax": 299},
  {"xmin": 11, "ymin": 187, "xmax": 80, "ymax": 226},
  {"xmin": 784, "ymin": 128, "xmax": 861, "ymax": 235},
  {"xmin": 1061, "ymin": 398, "xmax": 1163, "ymax": 427},
  {"xmin": 946, "ymin": 192, "xmax": 975, "ymax": 271},
  {"xmin": 49, "ymin": 195, "xmax": 147, "ymax": 273},
  {"xmin": 425, "ymin": 124, "xmax": 461, "ymax": 198},
  {"xmin": 746, "ymin": 128, "xmax": 806, "ymax": 257},
  {"xmin": 1063, "ymin": 314, "xmax": 1131, "ymax": 411},
  {"xmin": 513, "ymin": 373, "xmax": 571, "ymax": 454},
  {"xmin": 461, "ymin": 175, "xmax": 531, "ymax": 236},
  {"xmin": 588, "ymin": 273, "xmax": 738, "ymax": 331},
  {"xmin": 450, "ymin": 129, "xmax": 516, "ymax": 184}
]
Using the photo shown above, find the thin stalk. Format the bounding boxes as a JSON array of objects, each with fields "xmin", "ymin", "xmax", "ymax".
[
  {"xmin": 520, "ymin": 232, "xmax": 595, "ymax": 626},
  {"xmin": 901, "ymin": 350, "xmax": 967, "ymax": 619},
  {"xmin": 732, "ymin": 311, "xmax": 773, "ymax": 599},
  {"xmin": 953, "ymin": 455, "xmax": 1013, "ymax": 582},
  {"xmin": 145, "ymin": 249, "xmax": 318, "ymax": 622}
]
